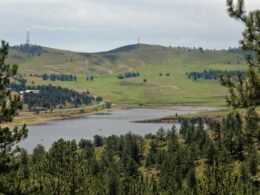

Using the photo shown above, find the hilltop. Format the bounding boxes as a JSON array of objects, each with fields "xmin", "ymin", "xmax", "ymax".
[
  {"xmin": 7, "ymin": 44, "xmax": 247, "ymax": 106},
  {"xmin": 8, "ymin": 44, "xmax": 245, "ymax": 75}
]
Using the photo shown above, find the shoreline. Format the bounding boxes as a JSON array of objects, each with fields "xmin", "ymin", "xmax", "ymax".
[
  {"xmin": 132, "ymin": 106, "xmax": 226, "ymax": 123},
  {"xmin": 7, "ymin": 104, "xmax": 225, "ymax": 127},
  {"xmin": 6, "ymin": 105, "xmax": 120, "ymax": 127}
]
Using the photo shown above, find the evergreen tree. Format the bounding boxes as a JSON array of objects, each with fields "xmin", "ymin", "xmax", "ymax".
[
  {"xmin": 167, "ymin": 125, "xmax": 179, "ymax": 154},
  {"xmin": 145, "ymin": 141, "xmax": 158, "ymax": 167},
  {"xmin": 222, "ymin": 0, "xmax": 260, "ymax": 108},
  {"xmin": 20, "ymin": 149, "xmax": 30, "ymax": 179},
  {"xmin": 247, "ymin": 146, "xmax": 257, "ymax": 176},
  {"xmin": 243, "ymin": 107, "xmax": 260, "ymax": 144},
  {"xmin": 93, "ymin": 135, "xmax": 104, "ymax": 147},
  {"xmin": 32, "ymin": 144, "xmax": 46, "ymax": 164},
  {"xmin": 223, "ymin": 0, "xmax": 260, "ymax": 179},
  {"xmin": 240, "ymin": 162, "xmax": 249, "ymax": 183},
  {"xmin": 105, "ymin": 165, "xmax": 120, "ymax": 195},
  {"xmin": 0, "ymin": 41, "xmax": 28, "ymax": 193},
  {"xmin": 186, "ymin": 167, "xmax": 197, "ymax": 189},
  {"xmin": 221, "ymin": 0, "xmax": 260, "ymax": 108}
]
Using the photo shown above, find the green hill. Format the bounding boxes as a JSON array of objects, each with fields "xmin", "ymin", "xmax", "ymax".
[{"xmin": 7, "ymin": 44, "xmax": 247, "ymax": 106}]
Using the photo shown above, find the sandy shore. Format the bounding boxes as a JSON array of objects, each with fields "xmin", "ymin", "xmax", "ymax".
[
  {"xmin": 6, "ymin": 105, "xmax": 224, "ymax": 127},
  {"xmin": 6, "ymin": 105, "xmax": 121, "ymax": 127}
]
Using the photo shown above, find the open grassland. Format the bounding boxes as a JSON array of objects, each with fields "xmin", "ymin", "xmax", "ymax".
[{"xmin": 8, "ymin": 44, "xmax": 248, "ymax": 106}]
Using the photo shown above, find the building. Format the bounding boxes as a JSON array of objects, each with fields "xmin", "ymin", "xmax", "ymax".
[{"xmin": 19, "ymin": 90, "xmax": 40, "ymax": 95}]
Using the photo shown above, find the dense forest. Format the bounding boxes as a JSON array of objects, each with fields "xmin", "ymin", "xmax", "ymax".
[
  {"xmin": 0, "ymin": 0, "xmax": 260, "ymax": 194},
  {"xmin": 10, "ymin": 75, "xmax": 95, "ymax": 111},
  {"xmin": 23, "ymin": 85, "xmax": 93, "ymax": 110},
  {"xmin": 10, "ymin": 83, "xmax": 94, "ymax": 110}
]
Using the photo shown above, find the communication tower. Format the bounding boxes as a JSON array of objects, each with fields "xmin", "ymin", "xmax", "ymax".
[{"xmin": 26, "ymin": 31, "xmax": 30, "ymax": 45}]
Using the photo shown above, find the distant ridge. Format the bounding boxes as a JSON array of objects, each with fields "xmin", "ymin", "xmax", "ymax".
[{"xmin": 7, "ymin": 43, "xmax": 246, "ymax": 76}]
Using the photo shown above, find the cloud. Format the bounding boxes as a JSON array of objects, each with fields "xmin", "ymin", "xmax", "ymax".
[
  {"xmin": 20, "ymin": 26, "xmax": 79, "ymax": 32},
  {"xmin": 0, "ymin": 0, "xmax": 259, "ymax": 52}
]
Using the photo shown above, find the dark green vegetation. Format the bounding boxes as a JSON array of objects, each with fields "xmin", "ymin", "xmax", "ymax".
[
  {"xmin": 22, "ymin": 85, "xmax": 93, "ymax": 111},
  {"xmin": 223, "ymin": 0, "xmax": 260, "ymax": 109},
  {"xmin": 187, "ymin": 70, "xmax": 246, "ymax": 81},
  {"xmin": 41, "ymin": 73, "xmax": 77, "ymax": 81},
  {"xmin": 0, "ymin": 0, "xmax": 260, "ymax": 194},
  {"xmin": 117, "ymin": 72, "xmax": 140, "ymax": 79},
  {"xmin": 0, "ymin": 41, "xmax": 28, "ymax": 192},
  {"xmin": 10, "ymin": 80, "xmax": 95, "ymax": 111},
  {"xmin": 12, "ymin": 44, "xmax": 43, "ymax": 57}
]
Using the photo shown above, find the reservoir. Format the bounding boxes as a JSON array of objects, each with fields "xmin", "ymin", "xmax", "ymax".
[{"xmin": 19, "ymin": 107, "xmax": 216, "ymax": 152}]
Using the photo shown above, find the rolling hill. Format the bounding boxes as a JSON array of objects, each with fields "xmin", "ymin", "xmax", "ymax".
[{"xmin": 7, "ymin": 44, "xmax": 247, "ymax": 106}]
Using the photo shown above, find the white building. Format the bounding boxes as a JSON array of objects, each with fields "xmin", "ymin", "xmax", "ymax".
[{"xmin": 20, "ymin": 90, "xmax": 40, "ymax": 95}]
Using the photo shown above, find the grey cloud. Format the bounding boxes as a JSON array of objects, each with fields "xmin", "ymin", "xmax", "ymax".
[{"xmin": 0, "ymin": 0, "xmax": 259, "ymax": 52}]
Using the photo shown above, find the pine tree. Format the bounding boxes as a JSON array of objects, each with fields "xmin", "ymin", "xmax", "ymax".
[
  {"xmin": 221, "ymin": 3, "xmax": 260, "ymax": 152},
  {"xmin": 243, "ymin": 107, "xmax": 260, "ymax": 144},
  {"xmin": 167, "ymin": 126, "xmax": 179, "ymax": 154},
  {"xmin": 186, "ymin": 167, "xmax": 197, "ymax": 189},
  {"xmin": 0, "ymin": 41, "xmax": 28, "ymax": 193},
  {"xmin": 105, "ymin": 165, "xmax": 120, "ymax": 195},
  {"xmin": 0, "ymin": 41, "xmax": 27, "ymax": 155},
  {"xmin": 32, "ymin": 144, "xmax": 46, "ymax": 164},
  {"xmin": 221, "ymin": 1, "xmax": 260, "ymax": 108},
  {"xmin": 20, "ymin": 148, "xmax": 30, "ymax": 179},
  {"xmin": 145, "ymin": 141, "xmax": 158, "ymax": 167},
  {"xmin": 247, "ymin": 146, "xmax": 257, "ymax": 176},
  {"xmin": 240, "ymin": 162, "xmax": 249, "ymax": 183},
  {"xmin": 223, "ymin": 0, "xmax": 260, "ymax": 175}
]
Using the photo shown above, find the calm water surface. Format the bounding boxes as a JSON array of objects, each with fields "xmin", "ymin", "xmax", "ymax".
[{"xmin": 19, "ymin": 108, "xmax": 214, "ymax": 152}]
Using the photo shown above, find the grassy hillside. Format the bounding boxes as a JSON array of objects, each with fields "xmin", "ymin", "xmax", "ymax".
[{"xmin": 7, "ymin": 44, "xmax": 247, "ymax": 106}]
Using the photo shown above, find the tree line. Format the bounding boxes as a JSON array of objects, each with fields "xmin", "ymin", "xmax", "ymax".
[
  {"xmin": 41, "ymin": 73, "xmax": 77, "ymax": 81},
  {"xmin": 10, "ymin": 83, "xmax": 94, "ymax": 111},
  {"xmin": 12, "ymin": 44, "xmax": 43, "ymax": 56},
  {"xmin": 117, "ymin": 72, "xmax": 140, "ymax": 79},
  {"xmin": 24, "ymin": 85, "xmax": 93, "ymax": 110},
  {"xmin": 10, "ymin": 76, "xmax": 105, "ymax": 111},
  {"xmin": 186, "ymin": 70, "xmax": 246, "ymax": 81}
]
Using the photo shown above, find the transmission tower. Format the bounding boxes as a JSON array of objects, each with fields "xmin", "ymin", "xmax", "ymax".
[{"xmin": 26, "ymin": 31, "xmax": 30, "ymax": 45}]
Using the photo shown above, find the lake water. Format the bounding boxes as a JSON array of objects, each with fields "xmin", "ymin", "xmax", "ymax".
[{"xmin": 19, "ymin": 107, "xmax": 216, "ymax": 153}]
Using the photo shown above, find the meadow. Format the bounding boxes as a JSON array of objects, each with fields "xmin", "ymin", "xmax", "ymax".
[{"xmin": 9, "ymin": 44, "xmax": 247, "ymax": 106}]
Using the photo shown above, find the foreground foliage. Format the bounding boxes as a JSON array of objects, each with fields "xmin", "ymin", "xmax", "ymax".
[{"xmin": 0, "ymin": 41, "xmax": 28, "ymax": 192}]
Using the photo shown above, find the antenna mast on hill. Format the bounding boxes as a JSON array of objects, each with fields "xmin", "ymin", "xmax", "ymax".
[{"xmin": 26, "ymin": 31, "xmax": 30, "ymax": 45}]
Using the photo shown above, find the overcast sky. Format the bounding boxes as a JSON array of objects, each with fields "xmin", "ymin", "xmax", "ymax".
[{"xmin": 0, "ymin": 0, "xmax": 260, "ymax": 52}]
